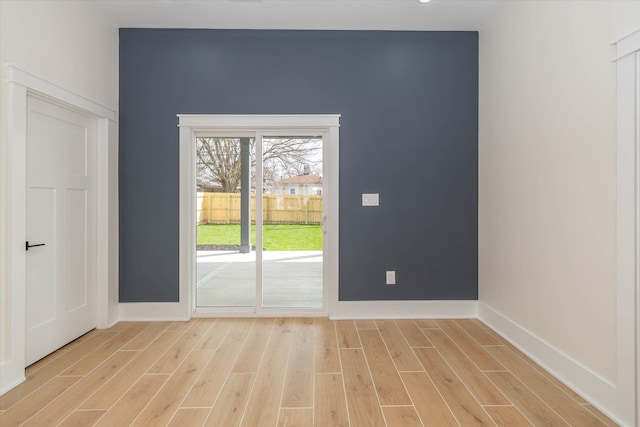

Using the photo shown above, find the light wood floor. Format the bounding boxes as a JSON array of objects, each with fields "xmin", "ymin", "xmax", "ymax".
[{"xmin": 0, "ymin": 318, "xmax": 617, "ymax": 426}]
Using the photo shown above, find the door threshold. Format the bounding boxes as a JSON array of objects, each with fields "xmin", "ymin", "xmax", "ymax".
[{"xmin": 192, "ymin": 307, "xmax": 328, "ymax": 318}]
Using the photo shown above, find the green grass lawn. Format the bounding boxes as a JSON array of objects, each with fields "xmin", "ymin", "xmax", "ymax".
[{"xmin": 197, "ymin": 224, "xmax": 322, "ymax": 251}]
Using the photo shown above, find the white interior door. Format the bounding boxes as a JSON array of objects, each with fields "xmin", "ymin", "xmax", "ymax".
[{"xmin": 25, "ymin": 95, "xmax": 97, "ymax": 366}]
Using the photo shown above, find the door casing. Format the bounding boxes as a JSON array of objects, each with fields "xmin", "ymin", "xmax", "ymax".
[
  {"xmin": 0, "ymin": 65, "xmax": 117, "ymax": 394},
  {"xmin": 614, "ymin": 28, "xmax": 640, "ymax": 426}
]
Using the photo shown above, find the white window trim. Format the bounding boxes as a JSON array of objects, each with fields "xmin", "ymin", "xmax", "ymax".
[{"xmin": 177, "ymin": 114, "xmax": 340, "ymax": 318}]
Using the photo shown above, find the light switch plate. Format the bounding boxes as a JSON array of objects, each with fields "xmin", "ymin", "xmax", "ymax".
[
  {"xmin": 362, "ymin": 193, "xmax": 379, "ymax": 206},
  {"xmin": 386, "ymin": 270, "xmax": 396, "ymax": 285}
]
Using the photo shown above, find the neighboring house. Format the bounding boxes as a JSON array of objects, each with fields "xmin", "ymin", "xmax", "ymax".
[
  {"xmin": 267, "ymin": 173, "xmax": 322, "ymax": 196},
  {"xmin": 196, "ymin": 177, "xmax": 224, "ymax": 193}
]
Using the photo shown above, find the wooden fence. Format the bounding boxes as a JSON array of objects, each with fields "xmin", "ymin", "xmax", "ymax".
[{"xmin": 197, "ymin": 192, "xmax": 323, "ymax": 225}]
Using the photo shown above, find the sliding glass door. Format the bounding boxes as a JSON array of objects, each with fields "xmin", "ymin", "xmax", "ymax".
[
  {"xmin": 261, "ymin": 137, "xmax": 323, "ymax": 309},
  {"xmin": 195, "ymin": 132, "xmax": 325, "ymax": 313},
  {"xmin": 195, "ymin": 137, "xmax": 256, "ymax": 308}
]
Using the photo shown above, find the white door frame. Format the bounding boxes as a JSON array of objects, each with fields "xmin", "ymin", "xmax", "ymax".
[
  {"xmin": 178, "ymin": 114, "xmax": 340, "ymax": 319},
  {"xmin": 0, "ymin": 65, "xmax": 117, "ymax": 394},
  {"xmin": 614, "ymin": 28, "xmax": 640, "ymax": 427}
]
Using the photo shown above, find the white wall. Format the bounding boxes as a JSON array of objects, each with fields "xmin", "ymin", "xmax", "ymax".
[
  {"xmin": 479, "ymin": 0, "xmax": 639, "ymax": 422},
  {"xmin": 0, "ymin": 0, "xmax": 119, "ymax": 391},
  {"xmin": 0, "ymin": 0, "xmax": 118, "ymax": 107}
]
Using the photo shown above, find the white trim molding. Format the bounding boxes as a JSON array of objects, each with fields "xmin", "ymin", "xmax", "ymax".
[
  {"xmin": 133, "ymin": 114, "xmax": 341, "ymax": 321},
  {"xmin": 613, "ymin": 27, "xmax": 640, "ymax": 427},
  {"xmin": 0, "ymin": 64, "xmax": 118, "ymax": 395},
  {"xmin": 118, "ymin": 303, "xmax": 191, "ymax": 322},
  {"xmin": 330, "ymin": 300, "xmax": 478, "ymax": 320},
  {"xmin": 613, "ymin": 28, "xmax": 640, "ymax": 62},
  {"xmin": 5, "ymin": 66, "xmax": 116, "ymax": 121},
  {"xmin": 479, "ymin": 303, "xmax": 620, "ymax": 422}
]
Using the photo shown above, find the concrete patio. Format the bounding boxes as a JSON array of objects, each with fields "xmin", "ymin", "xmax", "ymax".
[{"xmin": 196, "ymin": 250, "xmax": 323, "ymax": 308}]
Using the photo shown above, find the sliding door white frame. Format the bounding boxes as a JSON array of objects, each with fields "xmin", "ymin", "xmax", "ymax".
[{"xmin": 178, "ymin": 114, "xmax": 340, "ymax": 318}]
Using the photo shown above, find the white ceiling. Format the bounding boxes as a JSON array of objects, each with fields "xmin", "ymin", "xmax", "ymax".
[{"xmin": 94, "ymin": 0, "xmax": 499, "ymax": 31}]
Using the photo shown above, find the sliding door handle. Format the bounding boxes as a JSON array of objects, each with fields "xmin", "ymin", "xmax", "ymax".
[{"xmin": 26, "ymin": 241, "xmax": 46, "ymax": 251}]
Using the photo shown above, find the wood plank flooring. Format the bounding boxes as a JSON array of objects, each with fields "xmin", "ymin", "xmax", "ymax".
[{"xmin": 0, "ymin": 318, "xmax": 618, "ymax": 426}]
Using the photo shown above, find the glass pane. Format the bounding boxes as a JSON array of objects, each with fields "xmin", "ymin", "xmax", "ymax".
[
  {"xmin": 196, "ymin": 137, "xmax": 256, "ymax": 307},
  {"xmin": 261, "ymin": 136, "xmax": 323, "ymax": 309}
]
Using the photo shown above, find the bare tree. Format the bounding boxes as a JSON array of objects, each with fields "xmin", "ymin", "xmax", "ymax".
[
  {"xmin": 196, "ymin": 137, "xmax": 321, "ymax": 192},
  {"xmin": 263, "ymin": 137, "xmax": 321, "ymax": 177},
  {"xmin": 196, "ymin": 138, "xmax": 242, "ymax": 193}
]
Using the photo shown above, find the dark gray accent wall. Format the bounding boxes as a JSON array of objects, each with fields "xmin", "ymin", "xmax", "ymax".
[{"xmin": 119, "ymin": 29, "xmax": 478, "ymax": 302}]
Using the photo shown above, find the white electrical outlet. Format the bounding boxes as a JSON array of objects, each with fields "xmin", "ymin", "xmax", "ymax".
[{"xmin": 386, "ymin": 270, "xmax": 396, "ymax": 285}]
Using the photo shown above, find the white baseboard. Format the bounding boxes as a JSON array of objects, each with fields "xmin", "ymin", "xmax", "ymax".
[
  {"xmin": 330, "ymin": 300, "xmax": 478, "ymax": 320},
  {"xmin": 101, "ymin": 319, "xmax": 120, "ymax": 329},
  {"xmin": 478, "ymin": 302, "xmax": 622, "ymax": 426},
  {"xmin": 118, "ymin": 302, "xmax": 190, "ymax": 322},
  {"xmin": 117, "ymin": 300, "xmax": 477, "ymax": 322},
  {"xmin": 0, "ymin": 373, "xmax": 25, "ymax": 396}
]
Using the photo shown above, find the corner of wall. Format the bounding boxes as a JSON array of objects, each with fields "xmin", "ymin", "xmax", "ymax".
[{"xmin": 478, "ymin": 302, "xmax": 622, "ymax": 425}]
